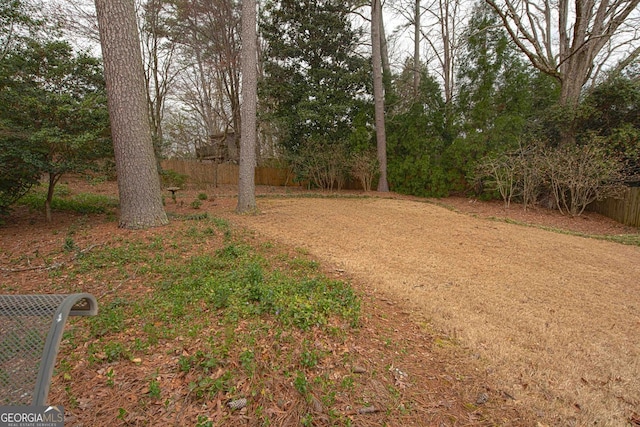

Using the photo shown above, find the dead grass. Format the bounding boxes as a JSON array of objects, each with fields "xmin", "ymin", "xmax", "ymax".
[
  {"xmin": 1, "ymin": 180, "xmax": 532, "ymax": 426},
  {"xmin": 229, "ymin": 196, "xmax": 640, "ymax": 426},
  {"xmin": 2, "ymin": 178, "xmax": 639, "ymax": 426}
]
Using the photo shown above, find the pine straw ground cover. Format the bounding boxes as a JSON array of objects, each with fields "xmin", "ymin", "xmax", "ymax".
[
  {"xmin": 1, "ymin": 182, "xmax": 531, "ymax": 426},
  {"xmin": 2, "ymin": 178, "xmax": 639, "ymax": 426},
  {"xmin": 226, "ymin": 195, "xmax": 640, "ymax": 427}
]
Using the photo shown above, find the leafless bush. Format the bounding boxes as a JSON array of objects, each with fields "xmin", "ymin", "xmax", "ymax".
[
  {"xmin": 476, "ymin": 152, "xmax": 520, "ymax": 208},
  {"xmin": 350, "ymin": 149, "xmax": 378, "ymax": 192},
  {"xmin": 292, "ymin": 142, "xmax": 349, "ymax": 190},
  {"xmin": 540, "ymin": 142, "xmax": 626, "ymax": 216},
  {"xmin": 477, "ymin": 140, "xmax": 625, "ymax": 216},
  {"xmin": 516, "ymin": 144, "xmax": 545, "ymax": 211}
]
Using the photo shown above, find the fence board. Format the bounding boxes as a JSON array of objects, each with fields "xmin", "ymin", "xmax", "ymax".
[
  {"xmin": 161, "ymin": 160, "xmax": 298, "ymax": 188},
  {"xmin": 163, "ymin": 160, "xmax": 639, "ymax": 226},
  {"xmin": 589, "ymin": 187, "xmax": 640, "ymax": 228}
]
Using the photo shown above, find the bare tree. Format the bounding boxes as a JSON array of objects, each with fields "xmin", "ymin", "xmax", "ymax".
[
  {"xmin": 48, "ymin": 0, "xmax": 101, "ymax": 48},
  {"xmin": 413, "ymin": 0, "xmax": 421, "ymax": 96},
  {"xmin": 372, "ymin": 0, "xmax": 389, "ymax": 191},
  {"xmin": 595, "ymin": 37, "xmax": 640, "ymax": 83},
  {"xmin": 421, "ymin": 0, "xmax": 466, "ymax": 105},
  {"xmin": 388, "ymin": 0, "xmax": 467, "ymax": 105},
  {"xmin": 485, "ymin": 0, "xmax": 640, "ymax": 110},
  {"xmin": 175, "ymin": 44, "xmax": 219, "ymax": 144},
  {"xmin": 53, "ymin": 0, "xmax": 181, "ymax": 162},
  {"xmin": 139, "ymin": 0, "xmax": 180, "ymax": 163},
  {"xmin": 95, "ymin": 0, "xmax": 168, "ymax": 229},
  {"xmin": 171, "ymin": 0, "xmax": 242, "ymax": 160},
  {"xmin": 237, "ymin": 0, "xmax": 257, "ymax": 212}
]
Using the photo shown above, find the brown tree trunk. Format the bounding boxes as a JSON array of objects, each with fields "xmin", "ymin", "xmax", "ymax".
[
  {"xmin": 557, "ymin": 72, "xmax": 587, "ymax": 145},
  {"xmin": 413, "ymin": 0, "xmax": 420, "ymax": 97},
  {"xmin": 237, "ymin": 0, "xmax": 258, "ymax": 213},
  {"xmin": 45, "ymin": 173, "xmax": 58, "ymax": 223},
  {"xmin": 372, "ymin": 0, "xmax": 388, "ymax": 192},
  {"xmin": 379, "ymin": 10, "xmax": 391, "ymax": 82},
  {"xmin": 95, "ymin": 0, "xmax": 168, "ymax": 229}
]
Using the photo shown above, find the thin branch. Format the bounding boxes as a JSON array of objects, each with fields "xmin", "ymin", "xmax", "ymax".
[{"xmin": 0, "ymin": 244, "xmax": 104, "ymax": 273}]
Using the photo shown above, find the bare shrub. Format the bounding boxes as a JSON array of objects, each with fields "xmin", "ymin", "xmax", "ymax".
[
  {"xmin": 350, "ymin": 149, "xmax": 378, "ymax": 191},
  {"xmin": 477, "ymin": 139, "xmax": 624, "ymax": 215},
  {"xmin": 516, "ymin": 144, "xmax": 545, "ymax": 210},
  {"xmin": 291, "ymin": 142, "xmax": 349, "ymax": 190},
  {"xmin": 476, "ymin": 152, "xmax": 520, "ymax": 208},
  {"xmin": 540, "ymin": 142, "xmax": 626, "ymax": 216}
]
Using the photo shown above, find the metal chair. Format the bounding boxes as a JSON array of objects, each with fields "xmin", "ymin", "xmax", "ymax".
[{"xmin": 0, "ymin": 293, "xmax": 98, "ymax": 405}]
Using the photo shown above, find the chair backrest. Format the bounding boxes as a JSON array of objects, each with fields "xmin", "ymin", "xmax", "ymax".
[{"xmin": 0, "ymin": 294, "xmax": 97, "ymax": 405}]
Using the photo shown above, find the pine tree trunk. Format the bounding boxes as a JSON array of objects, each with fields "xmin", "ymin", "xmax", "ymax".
[
  {"xmin": 372, "ymin": 0, "xmax": 389, "ymax": 192},
  {"xmin": 379, "ymin": 11, "xmax": 391, "ymax": 83},
  {"xmin": 95, "ymin": 0, "xmax": 168, "ymax": 229},
  {"xmin": 413, "ymin": 0, "xmax": 420, "ymax": 97},
  {"xmin": 237, "ymin": 0, "xmax": 258, "ymax": 213}
]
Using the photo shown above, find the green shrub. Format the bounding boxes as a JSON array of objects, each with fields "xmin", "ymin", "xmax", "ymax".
[{"xmin": 18, "ymin": 189, "xmax": 118, "ymax": 214}]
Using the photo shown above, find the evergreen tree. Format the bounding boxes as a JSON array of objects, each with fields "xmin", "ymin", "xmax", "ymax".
[
  {"xmin": 579, "ymin": 75, "xmax": 640, "ymax": 179},
  {"xmin": 0, "ymin": 0, "xmax": 43, "ymax": 215},
  {"xmin": 0, "ymin": 2, "xmax": 111, "ymax": 219},
  {"xmin": 451, "ymin": 1, "xmax": 556, "ymax": 186},
  {"xmin": 260, "ymin": 0, "xmax": 371, "ymax": 186},
  {"xmin": 386, "ymin": 64, "xmax": 449, "ymax": 196}
]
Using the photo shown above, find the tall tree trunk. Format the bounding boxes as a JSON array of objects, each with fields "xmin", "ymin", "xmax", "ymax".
[
  {"xmin": 413, "ymin": 0, "xmax": 420, "ymax": 97},
  {"xmin": 379, "ymin": 10, "xmax": 391, "ymax": 85},
  {"xmin": 372, "ymin": 0, "xmax": 388, "ymax": 192},
  {"xmin": 95, "ymin": 0, "xmax": 168, "ymax": 229},
  {"xmin": 558, "ymin": 73, "xmax": 587, "ymax": 145},
  {"xmin": 237, "ymin": 0, "xmax": 257, "ymax": 213},
  {"xmin": 439, "ymin": 0, "xmax": 455, "ymax": 105}
]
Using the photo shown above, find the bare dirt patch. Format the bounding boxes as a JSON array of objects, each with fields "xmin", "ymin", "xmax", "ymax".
[{"xmin": 2, "ymin": 178, "xmax": 639, "ymax": 426}]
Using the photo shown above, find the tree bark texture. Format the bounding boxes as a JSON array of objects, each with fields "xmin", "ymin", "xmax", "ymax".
[
  {"xmin": 94, "ymin": 0, "xmax": 168, "ymax": 229},
  {"xmin": 413, "ymin": 0, "xmax": 420, "ymax": 97},
  {"xmin": 237, "ymin": 0, "xmax": 258, "ymax": 213},
  {"xmin": 372, "ymin": 0, "xmax": 389, "ymax": 192},
  {"xmin": 379, "ymin": 10, "xmax": 391, "ymax": 82}
]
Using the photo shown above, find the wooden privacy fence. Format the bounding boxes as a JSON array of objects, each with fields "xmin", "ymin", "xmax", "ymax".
[
  {"xmin": 163, "ymin": 160, "xmax": 640, "ymax": 227},
  {"xmin": 589, "ymin": 186, "xmax": 640, "ymax": 227},
  {"xmin": 161, "ymin": 159, "xmax": 297, "ymax": 188}
]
